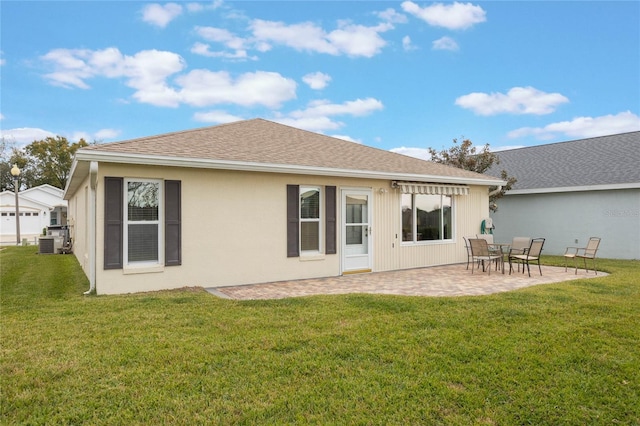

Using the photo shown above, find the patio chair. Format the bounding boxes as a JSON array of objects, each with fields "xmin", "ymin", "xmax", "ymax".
[
  {"xmin": 476, "ymin": 233, "xmax": 494, "ymax": 244},
  {"xmin": 469, "ymin": 238, "xmax": 502, "ymax": 275},
  {"xmin": 563, "ymin": 237, "xmax": 601, "ymax": 275},
  {"xmin": 477, "ymin": 233, "xmax": 501, "ymax": 255},
  {"xmin": 463, "ymin": 236, "xmax": 477, "ymax": 270},
  {"xmin": 508, "ymin": 237, "xmax": 531, "ymax": 272},
  {"xmin": 509, "ymin": 238, "xmax": 545, "ymax": 277}
]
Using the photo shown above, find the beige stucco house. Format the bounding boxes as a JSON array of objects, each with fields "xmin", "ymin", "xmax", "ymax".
[{"xmin": 64, "ymin": 119, "xmax": 505, "ymax": 295}]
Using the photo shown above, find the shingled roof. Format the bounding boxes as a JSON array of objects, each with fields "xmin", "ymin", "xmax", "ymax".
[
  {"xmin": 67, "ymin": 119, "xmax": 503, "ymax": 196},
  {"xmin": 486, "ymin": 131, "xmax": 640, "ymax": 193}
]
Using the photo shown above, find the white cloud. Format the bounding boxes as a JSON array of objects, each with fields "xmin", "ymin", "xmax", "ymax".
[
  {"xmin": 190, "ymin": 42, "xmax": 254, "ymax": 60},
  {"xmin": 193, "ymin": 110, "xmax": 245, "ymax": 124},
  {"xmin": 432, "ymin": 36, "xmax": 459, "ymax": 51},
  {"xmin": 402, "ymin": 36, "xmax": 417, "ymax": 51},
  {"xmin": 250, "ymin": 19, "xmax": 390, "ymax": 58},
  {"xmin": 0, "ymin": 113, "xmax": 4, "ymax": 120},
  {"xmin": 191, "ymin": 26, "xmax": 257, "ymax": 60},
  {"xmin": 195, "ymin": 26, "xmax": 247, "ymax": 50},
  {"xmin": 455, "ymin": 86, "xmax": 569, "ymax": 116},
  {"xmin": 508, "ymin": 111, "xmax": 640, "ymax": 140},
  {"xmin": 142, "ymin": 3, "xmax": 183, "ymax": 28},
  {"xmin": 41, "ymin": 47, "xmax": 186, "ymax": 108},
  {"xmin": 186, "ymin": 1, "xmax": 223, "ymax": 13},
  {"xmin": 94, "ymin": 128, "xmax": 121, "ymax": 140},
  {"xmin": 186, "ymin": 3, "xmax": 203, "ymax": 12},
  {"xmin": 303, "ymin": 72, "xmax": 331, "ymax": 90},
  {"xmin": 328, "ymin": 22, "xmax": 392, "ymax": 57},
  {"xmin": 175, "ymin": 70, "xmax": 297, "ymax": 108},
  {"xmin": 390, "ymin": 146, "xmax": 432, "ymax": 161},
  {"xmin": 251, "ymin": 20, "xmax": 335, "ymax": 54},
  {"xmin": 290, "ymin": 98, "xmax": 384, "ymax": 119},
  {"xmin": 375, "ymin": 8, "xmax": 408, "ymax": 24},
  {"xmin": 275, "ymin": 116, "xmax": 344, "ymax": 133},
  {"xmin": 0, "ymin": 127, "xmax": 56, "ymax": 146},
  {"xmin": 401, "ymin": 1, "xmax": 486, "ymax": 30},
  {"xmin": 276, "ymin": 98, "xmax": 384, "ymax": 132},
  {"xmin": 40, "ymin": 47, "xmax": 295, "ymax": 108}
]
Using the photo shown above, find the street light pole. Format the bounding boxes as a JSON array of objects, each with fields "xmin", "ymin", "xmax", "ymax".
[{"xmin": 10, "ymin": 164, "xmax": 21, "ymax": 246}]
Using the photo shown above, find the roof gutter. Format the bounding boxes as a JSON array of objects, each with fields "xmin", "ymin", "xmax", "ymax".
[
  {"xmin": 73, "ymin": 150, "xmax": 506, "ymax": 187},
  {"xmin": 505, "ymin": 182, "xmax": 640, "ymax": 195}
]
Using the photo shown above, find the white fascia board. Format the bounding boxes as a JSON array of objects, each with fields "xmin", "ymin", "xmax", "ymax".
[
  {"xmin": 506, "ymin": 182, "xmax": 640, "ymax": 195},
  {"xmin": 63, "ymin": 158, "xmax": 81, "ymax": 200},
  {"xmin": 73, "ymin": 151, "xmax": 506, "ymax": 187}
]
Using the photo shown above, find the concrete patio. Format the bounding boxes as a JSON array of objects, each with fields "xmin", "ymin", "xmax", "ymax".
[{"xmin": 207, "ymin": 263, "xmax": 606, "ymax": 300}]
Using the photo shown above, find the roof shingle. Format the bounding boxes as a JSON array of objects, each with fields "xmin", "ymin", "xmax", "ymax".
[
  {"xmin": 81, "ymin": 118, "xmax": 499, "ymax": 182},
  {"xmin": 486, "ymin": 132, "xmax": 640, "ymax": 190}
]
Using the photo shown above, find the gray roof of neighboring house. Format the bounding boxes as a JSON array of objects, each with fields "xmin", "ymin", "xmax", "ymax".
[
  {"xmin": 485, "ymin": 131, "xmax": 640, "ymax": 192},
  {"xmin": 66, "ymin": 119, "xmax": 503, "ymax": 197}
]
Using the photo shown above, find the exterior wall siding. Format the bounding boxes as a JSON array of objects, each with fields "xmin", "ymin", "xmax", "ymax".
[
  {"xmin": 66, "ymin": 163, "xmax": 492, "ymax": 294},
  {"xmin": 373, "ymin": 185, "xmax": 490, "ymax": 271},
  {"xmin": 490, "ymin": 188, "xmax": 640, "ymax": 260}
]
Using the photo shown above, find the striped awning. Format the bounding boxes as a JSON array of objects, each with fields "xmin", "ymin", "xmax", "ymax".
[{"xmin": 393, "ymin": 181, "xmax": 469, "ymax": 195}]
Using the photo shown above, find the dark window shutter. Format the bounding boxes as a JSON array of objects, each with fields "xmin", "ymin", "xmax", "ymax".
[
  {"xmin": 286, "ymin": 184, "xmax": 299, "ymax": 257},
  {"xmin": 104, "ymin": 177, "xmax": 123, "ymax": 269},
  {"xmin": 325, "ymin": 186, "xmax": 337, "ymax": 254},
  {"xmin": 165, "ymin": 180, "xmax": 182, "ymax": 266}
]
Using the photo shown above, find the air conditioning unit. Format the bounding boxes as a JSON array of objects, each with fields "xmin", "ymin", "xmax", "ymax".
[{"xmin": 39, "ymin": 236, "xmax": 63, "ymax": 254}]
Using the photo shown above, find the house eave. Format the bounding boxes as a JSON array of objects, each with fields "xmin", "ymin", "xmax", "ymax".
[
  {"xmin": 63, "ymin": 158, "xmax": 89, "ymax": 200},
  {"xmin": 505, "ymin": 182, "xmax": 640, "ymax": 195},
  {"xmin": 65, "ymin": 150, "xmax": 505, "ymax": 197}
]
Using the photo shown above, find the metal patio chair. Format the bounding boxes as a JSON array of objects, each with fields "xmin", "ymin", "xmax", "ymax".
[
  {"xmin": 463, "ymin": 236, "xmax": 477, "ymax": 270},
  {"xmin": 507, "ymin": 237, "xmax": 531, "ymax": 272},
  {"xmin": 563, "ymin": 237, "xmax": 601, "ymax": 275},
  {"xmin": 469, "ymin": 238, "xmax": 502, "ymax": 275},
  {"xmin": 509, "ymin": 238, "xmax": 545, "ymax": 277}
]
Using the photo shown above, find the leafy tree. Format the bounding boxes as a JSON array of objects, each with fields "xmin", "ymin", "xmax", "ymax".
[
  {"xmin": 0, "ymin": 138, "xmax": 29, "ymax": 192},
  {"xmin": 1, "ymin": 136, "xmax": 89, "ymax": 191},
  {"xmin": 428, "ymin": 138, "xmax": 516, "ymax": 212},
  {"xmin": 23, "ymin": 136, "xmax": 89, "ymax": 189}
]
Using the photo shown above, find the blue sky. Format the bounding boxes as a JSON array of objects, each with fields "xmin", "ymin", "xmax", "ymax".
[{"xmin": 1, "ymin": 1, "xmax": 639, "ymax": 159}]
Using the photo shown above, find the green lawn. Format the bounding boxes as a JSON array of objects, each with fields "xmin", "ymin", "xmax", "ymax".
[{"xmin": 1, "ymin": 246, "xmax": 639, "ymax": 425}]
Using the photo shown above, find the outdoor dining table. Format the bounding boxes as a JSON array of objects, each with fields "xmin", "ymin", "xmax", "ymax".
[{"xmin": 489, "ymin": 243, "xmax": 511, "ymax": 274}]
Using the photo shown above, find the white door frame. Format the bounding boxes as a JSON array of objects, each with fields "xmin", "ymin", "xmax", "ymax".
[{"xmin": 341, "ymin": 188, "xmax": 373, "ymax": 274}]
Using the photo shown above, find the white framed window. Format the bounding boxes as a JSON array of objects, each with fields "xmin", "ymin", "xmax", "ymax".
[
  {"xmin": 402, "ymin": 194, "xmax": 453, "ymax": 243},
  {"xmin": 124, "ymin": 178, "xmax": 163, "ymax": 266},
  {"xmin": 300, "ymin": 186, "xmax": 322, "ymax": 254}
]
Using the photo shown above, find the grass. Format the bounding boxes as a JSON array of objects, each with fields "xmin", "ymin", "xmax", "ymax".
[{"xmin": 1, "ymin": 246, "xmax": 639, "ymax": 425}]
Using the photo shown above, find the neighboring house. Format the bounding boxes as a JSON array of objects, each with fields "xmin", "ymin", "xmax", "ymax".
[
  {"xmin": 64, "ymin": 119, "xmax": 505, "ymax": 295},
  {"xmin": 0, "ymin": 184, "xmax": 67, "ymax": 245},
  {"xmin": 487, "ymin": 131, "xmax": 640, "ymax": 260}
]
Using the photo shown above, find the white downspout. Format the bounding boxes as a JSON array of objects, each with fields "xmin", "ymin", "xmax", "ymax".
[
  {"xmin": 84, "ymin": 161, "xmax": 98, "ymax": 295},
  {"xmin": 488, "ymin": 185, "xmax": 503, "ymax": 197}
]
